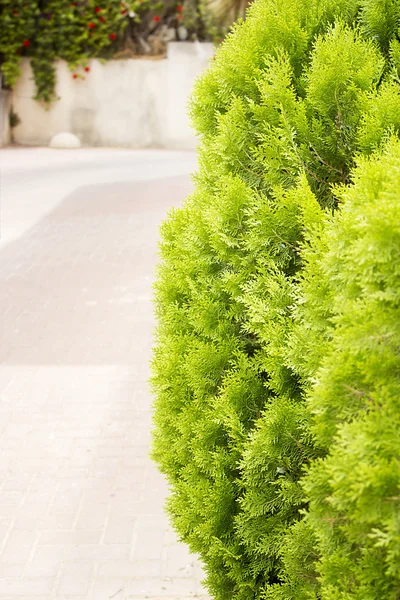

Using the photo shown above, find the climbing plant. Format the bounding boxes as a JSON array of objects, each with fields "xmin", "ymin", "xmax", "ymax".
[{"xmin": 0, "ymin": 0, "xmax": 196, "ymax": 102}]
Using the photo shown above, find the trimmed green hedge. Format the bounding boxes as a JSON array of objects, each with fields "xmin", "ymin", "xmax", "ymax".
[{"xmin": 151, "ymin": 0, "xmax": 400, "ymax": 598}]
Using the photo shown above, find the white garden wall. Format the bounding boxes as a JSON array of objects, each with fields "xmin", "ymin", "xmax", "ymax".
[
  {"xmin": 10, "ymin": 42, "xmax": 214, "ymax": 150},
  {"xmin": 0, "ymin": 90, "xmax": 11, "ymax": 147}
]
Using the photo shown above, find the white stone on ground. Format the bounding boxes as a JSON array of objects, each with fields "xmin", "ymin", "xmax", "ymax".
[{"xmin": 50, "ymin": 132, "xmax": 81, "ymax": 149}]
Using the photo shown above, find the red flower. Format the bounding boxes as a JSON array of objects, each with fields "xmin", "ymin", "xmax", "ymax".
[
  {"xmin": 109, "ymin": 33, "xmax": 117, "ymax": 40},
  {"xmin": 88, "ymin": 22, "xmax": 96, "ymax": 29},
  {"xmin": 22, "ymin": 39, "xmax": 30, "ymax": 47},
  {"xmin": 176, "ymin": 13, "xmax": 182, "ymax": 20},
  {"xmin": 121, "ymin": 9, "xmax": 127, "ymax": 14},
  {"xmin": 99, "ymin": 15, "xmax": 105, "ymax": 22},
  {"xmin": 85, "ymin": 66, "xmax": 90, "ymax": 72},
  {"xmin": 95, "ymin": 6, "xmax": 101, "ymax": 12},
  {"xmin": 73, "ymin": 73, "xmax": 78, "ymax": 79},
  {"xmin": 153, "ymin": 15, "xmax": 160, "ymax": 22},
  {"xmin": 176, "ymin": 4, "xmax": 183, "ymax": 11}
]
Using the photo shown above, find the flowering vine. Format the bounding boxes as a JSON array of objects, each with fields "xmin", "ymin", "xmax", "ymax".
[{"xmin": 0, "ymin": 0, "xmax": 205, "ymax": 103}]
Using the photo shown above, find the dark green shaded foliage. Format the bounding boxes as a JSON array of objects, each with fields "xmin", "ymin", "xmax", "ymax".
[{"xmin": 152, "ymin": 0, "xmax": 400, "ymax": 597}]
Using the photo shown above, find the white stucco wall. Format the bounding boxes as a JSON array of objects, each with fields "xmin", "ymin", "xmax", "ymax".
[
  {"xmin": 0, "ymin": 90, "xmax": 11, "ymax": 147},
  {"xmin": 10, "ymin": 42, "xmax": 214, "ymax": 149}
]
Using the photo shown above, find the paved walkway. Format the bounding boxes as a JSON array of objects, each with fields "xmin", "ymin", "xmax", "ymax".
[{"xmin": 0, "ymin": 148, "xmax": 208, "ymax": 599}]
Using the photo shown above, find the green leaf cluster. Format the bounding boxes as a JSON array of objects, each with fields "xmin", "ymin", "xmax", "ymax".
[{"xmin": 151, "ymin": 0, "xmax": 400, "ymax": 598}]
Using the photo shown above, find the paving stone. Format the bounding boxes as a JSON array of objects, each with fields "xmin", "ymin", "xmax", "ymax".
[
  {"xmin": 26, "ymin": 545, "xmax": 65, "ymax": 577},
  {"xmin": 57, "ymin": 562, "xmax": 95, "ymax": 596},
  {"xmin": 104, "ymin": 515, "xmax": 136, "ymax": 545},
  {"xmin": 0, "ymin": 577, "xmax": 55, "ymax": 595},
  {"xmin": 0, "ymin": 530, "xmax": 38, "ymax": 564},
  {"xmin": 90, "ymin": 577, "xmax": 126, "ymax": 600}
]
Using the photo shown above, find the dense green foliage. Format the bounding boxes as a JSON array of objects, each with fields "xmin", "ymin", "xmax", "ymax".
[
  {"xmin": 152, "ymin": 0, "xmax": 400, "ymax": 598},
  {"xmin": 0, "ymin": 0, "xmax": 135, "ymax": 101},
  {"xmin": 283, "ymin": 140, "xmax": 400, "ymax": 599},
  {"xmin": 264, "ymin": 139, "xmax": 400, "ymax": 600}
]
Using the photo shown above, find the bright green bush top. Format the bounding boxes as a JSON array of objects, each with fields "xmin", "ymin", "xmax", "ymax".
[{"xmin": 152, "ymin": 0, "xmax": 400, "ymax": 598}]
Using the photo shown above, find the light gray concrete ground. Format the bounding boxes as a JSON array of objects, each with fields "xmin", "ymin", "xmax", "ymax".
[{"xmin": 0, "ymin": 148, "xmax": 208, "ymax": 599}]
